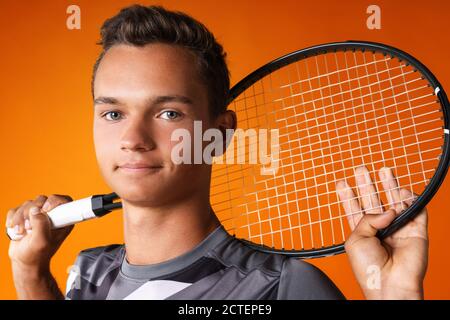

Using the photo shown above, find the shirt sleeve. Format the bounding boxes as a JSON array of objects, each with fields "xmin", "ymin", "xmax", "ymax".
[
  {"xmin": 276, "ymin": 257, "xmax": 346, "ymax": 300},
  {"xmin": 65, "ymin": 254, "xmax": 82, "ymax": 300}
]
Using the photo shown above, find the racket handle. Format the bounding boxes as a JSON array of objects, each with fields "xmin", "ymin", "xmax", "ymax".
[{"xmin": 6, "ymin": 193, "xmax": 121, "ymax": 241}]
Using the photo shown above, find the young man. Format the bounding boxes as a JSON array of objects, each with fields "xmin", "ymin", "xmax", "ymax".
[{"xmin": 6, "ymin": 5, "xmax": 427, "ymax": 300}]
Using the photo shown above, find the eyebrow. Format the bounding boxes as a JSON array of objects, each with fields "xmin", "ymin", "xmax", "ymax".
[{"xmin": 93, "ymin": 95, "xmax": 194, "ymax": 107}]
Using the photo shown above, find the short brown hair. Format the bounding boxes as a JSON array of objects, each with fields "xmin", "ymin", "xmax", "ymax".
[{"xmin": 91, "ymin": 5, "xmax": 230, "ymax": 117}]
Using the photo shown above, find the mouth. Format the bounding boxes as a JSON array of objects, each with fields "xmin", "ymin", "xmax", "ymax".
[{"xmin": 117, "ymin": 163, "xmax": 163, "ymax": 174}]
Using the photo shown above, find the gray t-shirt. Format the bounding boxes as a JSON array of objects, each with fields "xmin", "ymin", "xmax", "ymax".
[{"xmin": 65, "ymin": 225, "xmax": 345, "ymax": 300}]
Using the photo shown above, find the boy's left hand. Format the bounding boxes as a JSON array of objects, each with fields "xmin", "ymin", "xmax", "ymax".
[{"xmin": 336, "ymin": 166, "xmax": 428, "ymax": 299}]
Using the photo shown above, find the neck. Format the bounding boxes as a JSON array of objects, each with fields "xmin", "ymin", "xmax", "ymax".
[{"xmin": 123, "ymin": 196, "xmax": 220, "ymax": 265}]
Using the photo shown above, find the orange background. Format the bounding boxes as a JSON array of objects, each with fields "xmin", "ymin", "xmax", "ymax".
[{"xmin": 0, "ymin": 0, "xmax": 449, "ymax": 299}]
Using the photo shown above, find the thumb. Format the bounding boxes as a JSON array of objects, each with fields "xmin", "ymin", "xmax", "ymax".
[
  {"xmin": 349, "ymin": 209, "xmax": 397, "ymax": 241},
  {"xmin": 29, "ymin": 206, "xmax": 51, "ymax": 242}
]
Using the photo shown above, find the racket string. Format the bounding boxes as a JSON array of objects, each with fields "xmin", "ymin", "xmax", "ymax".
[
  {"xmin": 380, "ymin": 52, "xmax": 417, "ymax": 219},
  {"xmin": 218, "ymin": 190, "xmax": 420, "ymax": 235},
  {"xmin": 275, "ymin": 66, "xmax": 417, "ymax": 107},
  {"xmin": 277, "ymin": 56, "xmax": 392, "ymax": 89},
  {"xmin": 212, "ymin": 166, "xmax": 436, "ymax": 213},
  {"xmin": 211, "ymin": 49, "xmax": 445, "ymax": 251},
  {"xmin": 211, "ymin": 132, "xmax": 442, "ymax": 181},
  {"xmin": 211, "ymin": 120, "xmax": 442, "ymax": 199}
]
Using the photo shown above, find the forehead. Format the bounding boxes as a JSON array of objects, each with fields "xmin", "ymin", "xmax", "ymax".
[{"xmin": 93, "ymin": 43, "xmax": 206, "ymax": 102}]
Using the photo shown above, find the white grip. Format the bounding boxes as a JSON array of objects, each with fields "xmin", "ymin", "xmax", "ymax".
[{"xmin": 6, "ymin": 196, "xmax": 97, "ymax": 241}]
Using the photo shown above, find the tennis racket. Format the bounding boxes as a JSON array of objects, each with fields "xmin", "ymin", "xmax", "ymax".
[
  {"xmin": 7, "ymin": 41, "xmax": 450, "ymax": 260},
  {"xmin": 211, "ymin": 40, "xmax": 450, "ymax": 258}
]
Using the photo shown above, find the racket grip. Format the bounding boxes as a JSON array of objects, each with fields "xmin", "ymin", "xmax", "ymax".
[{"xmin": 6, "ymin": 195, "xmax": 113, "ymax": 241}]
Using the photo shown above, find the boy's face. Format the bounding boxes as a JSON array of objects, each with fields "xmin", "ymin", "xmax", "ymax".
[{"xmin": 93, "ymin": 43, "xmax": 215, "ymax": 206}]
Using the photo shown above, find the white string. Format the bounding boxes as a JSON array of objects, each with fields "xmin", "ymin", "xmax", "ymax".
[
  {"xmin": 352, "ymin": 51, "xmax": 379, "ymax": 217},
  {"xmin": 381, "ymin": 53, "xmax": 414, "ymax": 209},
  {"xmin": 278, "ymin": 56, "xmax": 392, "ymax": 88},
  {"xmin": 305, "ymin": 56, "xmax": 325, "ymax": 247},
  {"xmin": 238, "ymin": 77, "xmax": 432, "ymax": 128},
  {"xmin": 244, "ymin": 193, "xmax": 419, "ymax": 240},
  {"xmin": 211, "ymin": 143, "xmax": 440, "ymax": 202},
  {"xmin": 213, "ymin": 155, "xmax": 439, "ymax": 213},
  {"xmin": 250, "ymin": 80, "xmax": 264, "ymax": 245},
  {"xmin": 275, "ymin": 84, "xmax": 431, "ymax": 128},
  {"xmin": 280, "ymin": 61, "xmax": 298, "ymax": 249},
  {"xmin": 277, "ymin": 106, "xmax": 440, "ymax": 147},
  {"xmin": 316, "ymin": 54, "xmax": 337, "ymax": 245},
  {"xmin": 212, "ymin": 50, "xmax": 444, "ymax": 250},
  {"xmin": 341, "ymin": 51, "xmax": 374, "ymax": 227},
  {"xmin": 276, "ymin": 65, "xmax": 412, "ymax": 105},
  {"xmin": 233, "ymin": 176, "xmax": 431, "ymax": 231},
  {"xmin": 273, "ymin": 70, "xmax": 420, "ymax": 111},
  {"xmin": 399, "ymin": 63, "xmax": 430, "ymax": 188},
  {"xmin": 293, "ymin": 61, "xmax": 305, "ymax": 249},
  {"xmin": 209, "ymin": 128, "xmax": 442, "ymax": 198}
]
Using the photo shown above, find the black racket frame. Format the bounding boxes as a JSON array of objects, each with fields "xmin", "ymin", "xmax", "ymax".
[{"xmin": 227, "ymin": 41, "xmax": 450, "ymax": 258}]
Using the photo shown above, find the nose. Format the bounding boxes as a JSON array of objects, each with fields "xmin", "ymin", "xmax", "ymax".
[{"xmin": 120, "ymin": 117, "xmax": 156, "ymax": 152}]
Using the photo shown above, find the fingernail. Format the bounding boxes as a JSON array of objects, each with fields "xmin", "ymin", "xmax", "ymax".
[
  {"xmin": 25, "ymin": 219, "xmax": 31, "ymax": 230},
  {"xmin": 14, "ymin": 224, "xmax": 23, "ymax": 235},
  {"xmin": 42, "ymin": 202, "xmax": 50, "ymax": 212},
  {"xmin": 30, "ymin": 206, "xmax": 40, "ymax": 216}
]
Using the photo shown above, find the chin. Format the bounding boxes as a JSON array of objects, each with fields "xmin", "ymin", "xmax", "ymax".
[
  {"xmin": 112, "ymin": 182, "xmax": 167, "ymax": 205},
  {"xmin": 105, "ymin": 166, "xmax": 160, "ymax": 193}
]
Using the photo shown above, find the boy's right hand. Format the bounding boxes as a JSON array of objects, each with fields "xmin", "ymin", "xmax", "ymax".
[{"xmin": 6, "ymin": 194, "xmax": 74, "ymax": 270}]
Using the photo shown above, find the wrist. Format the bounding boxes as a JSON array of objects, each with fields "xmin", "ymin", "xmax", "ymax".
[
  {"xmin": 11, "ymin": 261, "xmax": 63, "ymax": 300},
  {"xmin": 364, "ymin": 285, "xmax": 424, "ymax": 300},
  {"xmin": 11, "ymin": 260, "xmax": 51, "ymax": 284}
]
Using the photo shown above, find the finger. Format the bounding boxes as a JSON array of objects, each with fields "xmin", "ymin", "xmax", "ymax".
[
  {"xmin": 22, "ymin": 195, "xmax": 48, "ymax": 229},
  {"xmin": 29, "ymin": 206, "xmax": 51, "ymax": 243},
  {"xmin": 346, "ymin": 209, "xmax": 397, "ymax": 247},
  {"xmin": 20, "ymin": 195, "xmax": 48, "ymax": 223},
  {"xmin": 42, "ymin": 194, "xmax": 72, "ymax": 212},
  {"xmin": 400, "ymin": 188, "xmax": 427, "ymax": 228},
  {"xmin": 379, "ymin": 167, "xmax": 405, "ymax": 213},
  {"xmin": 12, "ymin": 201, "xmax": 32, "ymax": 235},
  {"xmin": 354, "ymin": 166, "xmax": 383, "ymax": 215},
  {"xmin": 6, "ymin": 207, "xmax": 17, "ymax": 228},
  {"xmin": 24, "ymin": 218, "xmax": 32, "ymax": 236},
  {"xmin": 336, "ymin": 180, "xmax": 363, "ymax": 230},
  {"xmin": 399, "ymin": 188, "xmax": 418, "ymax": 207},
  {"xmin": 33, "ymin": 194, "xmax": 48, "ymax": 207},
  {"xmin": 24, "ymin": 218, "xmax": 31, "ymax": 230},
  {"xmin": 6, "ymin": 207, "xmax": 24, "ymax": 241}
]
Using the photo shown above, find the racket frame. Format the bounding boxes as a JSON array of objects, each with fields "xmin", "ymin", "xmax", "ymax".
[{"xmin": 226, "ymin": 41, "xmax": 450, "ymax": 258}]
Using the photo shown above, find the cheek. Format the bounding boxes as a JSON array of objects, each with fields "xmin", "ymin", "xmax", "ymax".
[
  {"xmin": 158, "ymin": 123, "xmax": 195, "ymax": 159},
  {"xmin": 93, "ymin": 123, "xmax": 117, "ymax": 168},
  {"xmin": 162, "ymin": 120, "xmax": 218, "ymax": 165}
]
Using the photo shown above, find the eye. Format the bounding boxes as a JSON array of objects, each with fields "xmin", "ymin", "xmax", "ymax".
[
  {"xmin": 159, "ymin": 110, "xmax": 181, "ymax": 121},
  {"xmin": 102, "ymin": 111, "xmax": 122, "ymax": 121}
]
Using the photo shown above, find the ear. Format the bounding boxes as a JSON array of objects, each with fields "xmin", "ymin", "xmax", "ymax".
[
  {"xmin": 215, "ymin": 110, "xmax": 237, "ymax": 155},
  {"xmin": 216, "ymin": 110, "xmax": 237, "ymax": 131}
]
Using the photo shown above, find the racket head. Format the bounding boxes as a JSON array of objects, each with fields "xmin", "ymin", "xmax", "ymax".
[{"xmin": 211, "ymin": 41, "xmax": 450, "ymax": 258}]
